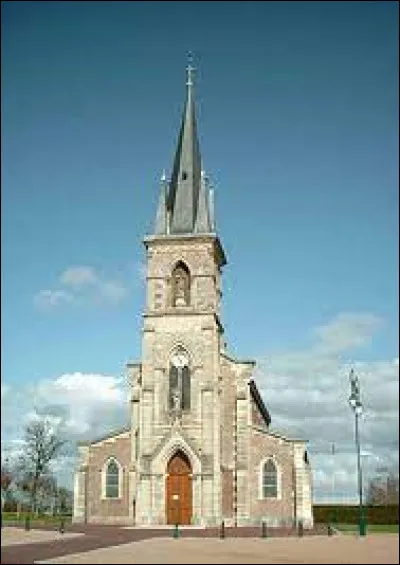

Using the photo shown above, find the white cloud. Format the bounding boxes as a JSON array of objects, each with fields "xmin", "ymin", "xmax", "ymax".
[
  {"xmin": 33, "ymin": 372, "xmax": 129, "ymax": 437},
  {"xmin": 1, "ymin": 372, "xmax": 130, "ymax": 487},
  {"xmin": 34, "ymin": 289, "xmax": 74, "ymax": 309},
  {"xmin": 34, "ymin": 265, "xmax": 129, "ymax": 309},
  {"xmin": 256, "ymin": 312, "xmax": 398, "ymax": 503},
  {"xmin": 313, "ymin": 312, "xmax": 382, "ymax": 353},
  {"xmin": 60, "ymin": 266, "xmax": 98, "ymax": 287},
  {"xmin": 97, "ymin": 281, "xmax": 128, "ymax": 304}
]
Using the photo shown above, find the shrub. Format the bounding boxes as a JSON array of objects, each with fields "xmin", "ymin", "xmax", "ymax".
[{"xmin": 313, "ymin": 504, "xmax": 399, "ymax": 525}]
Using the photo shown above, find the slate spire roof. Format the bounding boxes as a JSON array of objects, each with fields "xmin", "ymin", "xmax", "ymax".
[{"xmin": 154, "ymin": 59, "xmax": 213, "ymax": 236}]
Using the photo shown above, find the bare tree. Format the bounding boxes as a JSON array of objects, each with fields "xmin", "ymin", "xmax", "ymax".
[
  {"xmin": 367, "ymin": 471, "xmax": 399, "ymax": 505},
  {"xmin": 18, "ymin": 419, "xmax": 66, "ymax": 514},
  {"xmin": 1, "ymin": 458, "xmax": 13, "ymax": 509}
]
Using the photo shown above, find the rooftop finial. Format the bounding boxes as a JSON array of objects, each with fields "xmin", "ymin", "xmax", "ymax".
[{"xmin": 186, "ymin": 51, "xmax": 195, "ymax": 87}]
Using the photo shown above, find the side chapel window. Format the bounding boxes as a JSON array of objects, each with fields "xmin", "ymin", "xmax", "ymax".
[
  {"xmin": 262, "ymin": 459, "xmax": 278, "ymax": 498},
  {"xmin": 172, "ymin": 262, "xmax": 190, "ymax": 307},
  {"xmin": 105, "ymin": 459, "xmax": 120, "ymax": 498},
  {"xmin": 169, "ymin": 348, "xmax": 191, "ymax": 412}
]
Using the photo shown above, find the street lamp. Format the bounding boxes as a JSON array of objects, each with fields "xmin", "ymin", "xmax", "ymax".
[{"xmin": 348, "ymin": 369, "xmax": 366, "ymax": 536}]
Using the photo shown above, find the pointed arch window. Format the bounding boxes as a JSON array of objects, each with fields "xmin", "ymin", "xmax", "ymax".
[
  {"xmin": 169, "ymin": 348, "xmax": 191, "ymax": 412},
  {"xmin": 105, "ymin": 459, "xmax": 120, "ymax": 498},
  {"xmin": 172, "ymin": 262, "xmax": 190, "ymax": 307},
  {"xmin": 262, "ymin": 459, "xmax": 278, "ymax": 498}
]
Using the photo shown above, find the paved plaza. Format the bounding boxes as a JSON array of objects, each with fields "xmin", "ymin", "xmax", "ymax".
[
  {"xmin": 1, "ymin": 528, "xmax": 83, "ymax": 547},
  {"xmin": 1, "ymin": 527, "xmax": 398, "ymax": 564}
]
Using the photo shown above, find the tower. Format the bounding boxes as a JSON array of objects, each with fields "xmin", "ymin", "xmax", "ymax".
[{"xmin": 129, "ymin": 60, "xmax": 228, "ymax": 526}]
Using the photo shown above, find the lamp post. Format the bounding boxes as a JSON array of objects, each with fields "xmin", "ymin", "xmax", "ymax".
[{"xmin": 348, "ymin": 369, "xmax": 366, "ymax": 536}]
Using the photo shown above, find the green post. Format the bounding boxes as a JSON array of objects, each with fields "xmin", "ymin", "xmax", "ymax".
[
  {"xmin": 261, "ymin": 520, "xmax": 267, "ymax": 538},
  {"xmin": 359, "ymin": 507, "xmax": 367, "ymax": 537},
  {"xmin": 24, "ymin": 514, "xmax": 30, "ymax": 531},
  {"xmin": 173, "ymin": 523, "xmax": 179, "ymax": 539},
  {"xmin": 348, "ymin": 369, "xmax": 367, "ymax": 538}
]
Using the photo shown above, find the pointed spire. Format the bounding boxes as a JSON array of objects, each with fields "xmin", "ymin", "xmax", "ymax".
[
  {"xmin": 194, "ymin": 170, "xmax": 212, "ymax": 233},
  {"xmin": 167, "ymin": 54, "xmax": 202, "ymax": 234},
  {"xmin": 208, "ymin": 182, "xmax": 216, "ymax": 232},
  {"xmin": 153, "ymin": 57, "xmax": 219, "ymax": 238},
  {"xmin": 154, "ymin": 171, "xmax": 168, "ymax": 235}
]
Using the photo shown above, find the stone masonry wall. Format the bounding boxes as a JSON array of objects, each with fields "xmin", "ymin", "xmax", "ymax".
[
  {"xmin": 249, "ymin": 429, "xmax": 294, "ymax": 526},
  {"xmin": 86, "ymin": 433, "xmax": 132, "ymax": 525}
]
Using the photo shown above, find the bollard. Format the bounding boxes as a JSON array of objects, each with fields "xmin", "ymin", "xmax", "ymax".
[
  {"xmin": 261, "ymin": 520, "xmax": 267, "ymax": 538},
  {"xmin": 298, "ymin": 520, "xmax": 303, "ymax": 537},
  {"xmin": 220, "ymin": 520, "xmax": 225, "ymax": 539},
  {"xmin": 173, "ymin": 523, "xmax": 179, "ymax": 539},
  {"xmin": 25, "ymin": 515, "xmax": 30, "ymax": 531},
  {"xmin": 327, "ymin": 523, "xmax": 333, "ymax": 536},
  {"xmin": 59, "ymin": 519, "xmax": 65, "ymax": 534}
]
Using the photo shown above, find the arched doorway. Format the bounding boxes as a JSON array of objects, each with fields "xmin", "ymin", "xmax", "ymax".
[{"xmin": 166, "ymin": 450, "xmax": 192, "ymax": 525}]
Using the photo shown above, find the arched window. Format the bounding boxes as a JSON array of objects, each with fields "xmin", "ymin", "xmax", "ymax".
[
  {"xmin": 105, "ymin": 459, "xmax": 120, "ymax": 498},
  {"xmin": 172, "ymin": 262, "xmax": 190, "ymax": 307},
  {"xmin": 169, "ymin": 348, "xmax": 191, "ymax": 412},
  {"xmin": 262, "ymin": 459, "xmax": 278, "ymax": 498}
]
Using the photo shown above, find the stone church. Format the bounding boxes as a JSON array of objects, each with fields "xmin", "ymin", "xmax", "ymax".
[{"xmin": 73, "ymin": 64, "xmax": 313, "ymax": 528}]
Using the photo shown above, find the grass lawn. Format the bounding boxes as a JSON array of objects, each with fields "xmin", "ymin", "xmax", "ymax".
[
  {"xmin": 2, "ymin": 512, "xmax": 72, "ymax": 527},
  {"xmin": 337, "ymin": 523, "xmax": 399, "ymax": 534}
]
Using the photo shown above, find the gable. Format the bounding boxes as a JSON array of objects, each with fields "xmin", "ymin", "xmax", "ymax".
[{"xmin": 249, "ymin": 380, "xmax": 271, "ymax": 428}]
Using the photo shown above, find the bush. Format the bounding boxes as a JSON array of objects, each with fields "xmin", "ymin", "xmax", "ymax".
[{"xmin": 313, "ymin": 505, "xmax": 399, "ymax": 525}]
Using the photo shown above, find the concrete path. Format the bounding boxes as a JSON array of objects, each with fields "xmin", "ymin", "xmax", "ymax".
[{"xmin": 35, "ymin": 535, "xmax": 399, "ymax": 564}]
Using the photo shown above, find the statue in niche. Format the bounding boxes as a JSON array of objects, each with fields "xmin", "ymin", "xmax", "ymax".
[{"xmin": 172, "ymin": 264, "xmax": 190, "ymax": 306}]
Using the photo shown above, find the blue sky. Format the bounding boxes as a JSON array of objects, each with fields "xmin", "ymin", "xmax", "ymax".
[{"xmin": 1, "ymin": 1, "xmax": 398, "ymax": 500}]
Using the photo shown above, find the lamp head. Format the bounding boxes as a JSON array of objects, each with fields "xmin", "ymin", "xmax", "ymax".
[{"xmin": 349, "ymin": 396, "xmax": 357, "ymax": 409}]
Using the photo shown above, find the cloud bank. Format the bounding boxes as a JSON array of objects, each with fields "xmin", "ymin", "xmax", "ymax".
[
  {"xmin": 2, "ymin": 312, "xmax": 398, "ymax": 502},
  {"xmin": 256, "ymin": 312, "xmax": 398, "ymax": 502}
]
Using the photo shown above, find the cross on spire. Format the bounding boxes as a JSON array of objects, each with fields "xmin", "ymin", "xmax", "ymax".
[{"xmin": 186, "ymin": 51, "xmax": 195, "ymax": 87}]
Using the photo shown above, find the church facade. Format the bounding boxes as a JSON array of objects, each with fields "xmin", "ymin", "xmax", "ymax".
[{"xmin": 73, "ymin": 65, "xmax": 313, "ymax": 528}]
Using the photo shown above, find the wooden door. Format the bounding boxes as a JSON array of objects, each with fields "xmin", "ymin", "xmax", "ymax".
[{"xmin": 166, "ymin": 451, "xmax": 192, "ymax": 525}]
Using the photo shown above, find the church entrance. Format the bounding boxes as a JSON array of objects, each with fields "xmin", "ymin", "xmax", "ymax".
[{"xmin": 166, "ymin": 450, "xmax": 192, "ymax": 525}]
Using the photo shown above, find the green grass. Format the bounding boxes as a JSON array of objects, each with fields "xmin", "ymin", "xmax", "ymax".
[
  {"xmin": 337, "ymin": 523, "xmax": 399, "ymax": 534},
  {"xmin": 2, "ymin": 512, "xmax": 72, "ymax": 526}
]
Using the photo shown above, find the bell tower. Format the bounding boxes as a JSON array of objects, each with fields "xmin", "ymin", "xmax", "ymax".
[{"xmin": 132, "ymin": 59, "xmax": 228, "ymax": 525}]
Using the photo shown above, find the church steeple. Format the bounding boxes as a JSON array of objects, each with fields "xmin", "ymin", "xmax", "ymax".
[{"xmin": 154, "ymin": 57, "xmax": 212, "ymax": 235}]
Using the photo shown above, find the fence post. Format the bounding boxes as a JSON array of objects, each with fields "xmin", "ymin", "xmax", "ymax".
[
  {"xmin": 298, "ymin": 520, "xmax": 303, "ymax": 537},
  {"xmin": 261, "ymin": 520, "xmax": 267, "ymax": 538},
  {"xmin": 24, "ymin": 515, "xmax": 30, "ymax": 531}
]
